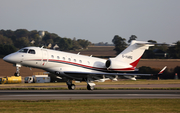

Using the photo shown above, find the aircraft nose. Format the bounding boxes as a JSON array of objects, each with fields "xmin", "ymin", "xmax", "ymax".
[
  {"xmin": 3, "ymin": 54, "xmax": 15, "ymax": 63},
  {"xmin": 3, "ymin": 55, "xmax": 10, "ymax": 62}
]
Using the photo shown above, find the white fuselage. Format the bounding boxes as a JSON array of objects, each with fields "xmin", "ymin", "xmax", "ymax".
[{"xmin": 3, "ymin": 47, "xmax": 108, "ymax": 78}]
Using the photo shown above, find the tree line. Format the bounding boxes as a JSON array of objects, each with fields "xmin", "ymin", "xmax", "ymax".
[
  {"xmin": 1, "ymin": 29, "xmax": 180, "ymax": 59},
  {"xmin": 0, "ymin": 29, "xmax": 91, "ymax": 57}
]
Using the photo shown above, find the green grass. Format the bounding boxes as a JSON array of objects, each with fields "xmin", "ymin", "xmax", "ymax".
[
  {"xmin": 0, "ymin": 99, "xmax": 180, "ymax": 113},
  {"xmin": 93, "ymin": 79, "xmax": 180, "ymax": 85}
]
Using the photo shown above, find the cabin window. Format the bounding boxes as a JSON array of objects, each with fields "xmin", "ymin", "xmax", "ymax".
[
  {"xmin": 79, "ymin": 60, "xmax": 82, "ymax": 63},
  {"xmin": 28, "ymin": 49, "xmax": 35, "ymax": 54},
  {"xmin": 57, "ymin": 56, "xmax": 60, "ymax": 59},
  {"xmin": 68, "ymin": 58, "xmax": 71, "ymax": 62},
  {"xmin": 19, "ymin": 49, "xmax": 28, "ymax": 53},
  {"xmin": 63, "ymin": 57, "xmax": 65, "ymax": 60},
  {"xmin": 74, "ymin": 59, "xmax": 76, "ymax": 62},
  {"xmin": 51, "ymin": 55, "xmax": 54, "ymax": 58},
  {"xmin": 88, "ymin": 61, "xmax": 90, "ymax": 65}
]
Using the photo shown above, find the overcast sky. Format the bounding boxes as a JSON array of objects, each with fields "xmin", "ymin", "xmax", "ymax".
[{"xmin": 0, "ymin": 0, "xmax": 180, "ymax": 44}]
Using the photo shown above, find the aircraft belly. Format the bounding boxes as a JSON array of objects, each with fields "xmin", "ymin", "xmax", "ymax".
[{"xmin": 46, "ymin": 62, "xmax": 97, "ymax": 80}]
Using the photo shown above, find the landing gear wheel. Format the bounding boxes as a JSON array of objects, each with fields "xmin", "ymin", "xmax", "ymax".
[
  {"xmin": 87, "ymin": 84, "xmax": 94, "ymax": 90},
  {"xmin": 14, "ymin": 72, "xmax": 20, "ymax": 76},
  {"xmin": 68, "ymin": 84, "xmax": 76, "ymax": 90}
]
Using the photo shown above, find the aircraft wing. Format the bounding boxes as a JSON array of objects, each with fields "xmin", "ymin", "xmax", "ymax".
[
  {"xmin": 63, "ymin": 66, "xmax": 167, "ymax": 81},
  {"xmin": 64, "ymin": 71, "xmax": 153, "ymax": 76},
  {"xmin": 63, "ymin": 71, "xmax": 152, "ymax": 81},
  {"xmin": 64, "ymin": 66, "xmax": 167, "ymax": 76}
]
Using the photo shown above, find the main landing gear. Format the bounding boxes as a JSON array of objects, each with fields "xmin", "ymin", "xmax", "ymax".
[
  {"xmin": 66, "ymin": 80, "xmax": 76, "ymax": 90},
  {"xmin": 14, "ymin": 64, "xmax": 21, "ymax": 76},
  {"xmin": 86, "ymin": 77, "xmax": 95, "ymax": 90},
  {"xmin": 66, "ymin": 78, "xmax": 96, "ymax": 91},
  {"xmin": 87, "ymin": 84, "xmax": 95, "ymax": 90}
]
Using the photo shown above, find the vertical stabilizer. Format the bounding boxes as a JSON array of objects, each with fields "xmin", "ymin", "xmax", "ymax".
[{"xmin": 115, "ymin": 40, "xmax": 154, "ymax": 68}]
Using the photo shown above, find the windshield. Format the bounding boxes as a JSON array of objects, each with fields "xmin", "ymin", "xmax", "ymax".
[
  {"xmin": 19, "ymin": 49, "xmax": 28, "ymax": 53},
  {"xmin": 18, "ymin": 49, "xmax": 36, "ymax": 54}
]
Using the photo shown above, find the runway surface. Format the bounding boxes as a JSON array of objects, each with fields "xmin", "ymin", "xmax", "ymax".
[{"xmin": 0, "ymin": 90, "xmax": 179, "ymax": 100}]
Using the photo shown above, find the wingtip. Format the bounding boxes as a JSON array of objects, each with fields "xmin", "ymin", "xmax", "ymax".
[{"xmin": 158, "ymin": 66, "xmax": 167, "ymax": 75}]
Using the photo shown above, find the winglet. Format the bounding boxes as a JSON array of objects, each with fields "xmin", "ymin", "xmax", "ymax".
[{"xmin": 158, "ymin": 66, "xmax": 167, "ymax": 75}]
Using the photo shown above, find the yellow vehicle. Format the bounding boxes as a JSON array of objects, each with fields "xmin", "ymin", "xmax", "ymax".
[{"xmin": 0, "ymin": 76, "xmax": 22, "ymax": 84}]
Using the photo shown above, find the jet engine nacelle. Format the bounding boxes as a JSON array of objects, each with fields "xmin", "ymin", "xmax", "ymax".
[{"xmin": 105, "ymin": 58, "xmax": 134, "ymax": 70}]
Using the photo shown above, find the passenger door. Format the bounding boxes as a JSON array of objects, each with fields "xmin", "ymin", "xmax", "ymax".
[{"xmin": 42, "ymin": 50, "xmax": 48, "ymax": 66}]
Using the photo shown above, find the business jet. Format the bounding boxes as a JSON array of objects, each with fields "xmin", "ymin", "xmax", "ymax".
[{"xmin": 3, "ymin": 40, "xmax": 167, "ymax": 90}]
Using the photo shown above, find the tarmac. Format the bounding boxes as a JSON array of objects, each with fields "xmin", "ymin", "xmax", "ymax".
[{"xmin": 0, "ymin": 90, "xmax": 179, "ymax": 100}]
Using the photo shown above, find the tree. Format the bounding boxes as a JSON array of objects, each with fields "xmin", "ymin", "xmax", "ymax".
[
  {"xmin": 168, "ymin": 41, "xmax": 180, "ymax": 58},
  {"xmin": 15, "ymin": 29, "xmax": 29, "ymax": 38},
  {"xmin": 77, "ymin": 39, "xmax": 91, "ymax": 49},
  {"xmin": 128, "ymin": 35, "xmax": 137, "ymax": 43},
  {"xmin": 0, "ymin": 44, "xmax": 17, "ymax": 56},
  {"xmin": 112, "ymin": 35, "xmax": 127, "ymax": 55},
  {"xmin": 72, "ymin": 38, "xmax": 81, "ymax": 50},
  {"xmin": 15, "ymin": 37, "xmax": 30, "ymax": 48},
  {"xmin": 58, "ymin": 38, "xmax": 72, "ymax": 51},
  {"xmin": 0, "ymin": 35, "xmax": 13, "ymax": 45}
]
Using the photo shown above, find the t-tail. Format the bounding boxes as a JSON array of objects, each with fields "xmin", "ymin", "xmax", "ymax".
[{"xmin": 106, "ymin": 40, "xmax": 154, "ymax": 71}]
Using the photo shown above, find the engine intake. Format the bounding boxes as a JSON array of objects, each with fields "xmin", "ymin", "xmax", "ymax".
[
  {"xmin": 105, "ymin": 59, "xmax": 111, "ymax": 68},
  {"xmin": 105, "ymin": 58, "xmax": 134, "ymax": 71}
]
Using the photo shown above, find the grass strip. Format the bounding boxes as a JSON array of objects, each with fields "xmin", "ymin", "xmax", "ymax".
[
  {"xmin": 1, "ymin": 79, "xmax": 180, "ymax": 87},
  {"xmin": 0, "ymin": 99, "xmax": 180, "ymax": 113}
]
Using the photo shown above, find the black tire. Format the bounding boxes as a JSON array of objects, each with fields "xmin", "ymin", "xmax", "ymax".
[
  {"xmin": 68, "ymin": 84, "xmax": 76, "ymax": 90},
  {"xmin": 71, "ymin": 84, "xmax": 75, "ymax": 90},
  {"xmin": 87, "ymin": 84, "xmax": 94, "ymax": 90},
  {"xmin": 14, "ymin": 73, "xmax": 20, "ymax": 76}
]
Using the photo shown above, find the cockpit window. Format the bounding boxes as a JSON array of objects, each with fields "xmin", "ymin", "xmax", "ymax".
[
  {"xmin": 28, "ymin": 49, "xmax": 36, "ymax": 54},
  {"xmin": 19, "ymin": 49, "xmax": 28, "ymax": 53}
]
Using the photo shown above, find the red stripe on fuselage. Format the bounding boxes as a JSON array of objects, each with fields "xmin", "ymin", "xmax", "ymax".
[
  {"xmin": 48, "ymin": 59, "xmax": 135, "ymax": 72},
  {"xmin": 25, "ymin": 59, "xmax": 136, "ymax": 72}
]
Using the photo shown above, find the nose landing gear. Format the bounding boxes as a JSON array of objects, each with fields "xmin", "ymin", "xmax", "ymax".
[{"xmin": 14, "ymin": 64, "xmax": 21, "ymax": 76}]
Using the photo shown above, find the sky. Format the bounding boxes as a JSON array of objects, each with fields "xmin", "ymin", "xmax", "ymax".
[{"xmin": 0, "ymin": 0, "xmax": 180, "ymax": 44}]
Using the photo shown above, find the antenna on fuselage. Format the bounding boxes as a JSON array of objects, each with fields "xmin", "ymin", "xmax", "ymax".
[
  {"xmin": 77, "ymin": 52, "xmax": 80, "ymax": 55},
  {"xmin": 41, "ymin": 46, "xmax": 44, "ymax": 48}
]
